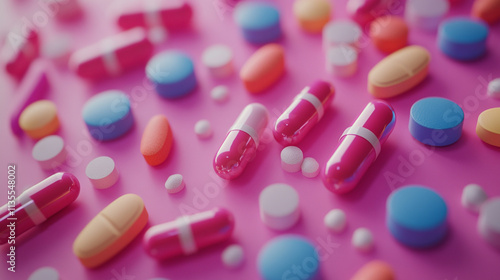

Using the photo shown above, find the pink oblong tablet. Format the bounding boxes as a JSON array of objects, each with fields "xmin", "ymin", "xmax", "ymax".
[
  {"xmin": 140, "ymin": 115, "xmax": 173, "ymax": 166},
  {"xmin": 240, "ymin": 44, "xmax": 285, "ymax": 94}
]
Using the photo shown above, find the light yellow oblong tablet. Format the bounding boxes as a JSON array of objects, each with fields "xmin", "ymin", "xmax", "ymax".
[
  {"xmin": 368, "ymin": 45, "xmax": 430, "ymax": 98},
  {"xmin": 19, "ymin": 100, "xmax": 59, "ymax": 139},
  {"xmin": 477, "ymin": 107, "xmax": 500, "ymax": 147},
  {"xmin": 293, "ymin": 0, "xmax": 332, "ymax": 33}
]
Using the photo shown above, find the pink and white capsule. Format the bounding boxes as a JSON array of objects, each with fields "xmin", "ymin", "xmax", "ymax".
[
  {"xmin": 2, "ymin": 28, "xmax": 40, "ymax": 79},
  {"xmin": 143, "ymin": 208, "xmax": 235, "ymax": 260},
  {"xmin": 274, "ymin": 80, "xmax": 334, "ymax": 146},
  {"xmin": 68, "ymin": 27, "xmax": 154, "ymax": 80},
  {"xmin": 214, "ymin": 103, "xmax": 269, "ymax": 180},
  {"xmin": 323, "ymin": 101, "xmax": 395, "ymax": 194}
]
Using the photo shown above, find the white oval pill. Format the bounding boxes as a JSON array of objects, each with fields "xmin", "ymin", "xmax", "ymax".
[
  {"xmin": 352, "ymin": 228, "xmax": 374, "ymax": 252},
  {"xmin": 462, "ymin": 184, "xmax": 488, "ymax": 213},
  {"xmin": 194, "ymin": 119, "xmax": 213, "ymax": 139},
  {"xmin": 324, "ymin": 209, "xmax": 346, "ymax": 233},
  {"xmin": 326, "ymin": 45, "xmax": 358, "ymax": 77},
  {"xmin": 32, "ymin": 135, "xmax": 67, "ymax": 170},
  {"xmin": 85, "ymin": 156, "xmax": 119, "ymax": 189},
  {"xmin": 323, "ymin": 20, "xmax": 362, "ymax": 51},
  {"xmin": 301, "ymin": 157, "xmax": 320, "ymax": 178},
  {"xmin": 221, "ymin": 244, "xmax": 245, "ymax": 268},
  {"xmin": 165, "ymin": 174, "xmax": 185, "ymax": 194},
  {"xmin": 281, "ymin": 146, "xmax": 304, "ymax": 173},
  {"xmin": 210, "ymin": 85, "xmax": 229, "ymax": 102},
  {"xmin": 259, "ymin": 183, "xmax": 300, "ymax": 230},
  {"xmin": 29, "ymin": 267, "xmax": 59, "ymax": 280},
  {"xmin": 202, "ymin": 44, "xmax": 234, "ymax": 78},
  {"xmin": 488, "ymin": 78, "xmax": 500, "ymax": 99},
  {"xmin": 478, "ymin": 198, "xmax": 500, "ymax": 248}
]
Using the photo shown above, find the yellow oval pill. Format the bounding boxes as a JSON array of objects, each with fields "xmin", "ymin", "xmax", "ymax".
[
  {"xmin": 293, "ymin": 0, "xmax": 332, "ymax": 33},
  {"xmin": 19, "ymin": 100, "xmax": 59, "ymax": 139},
  {"xmin": 477, "ymin": 107, "xmax": 500, "ymax": 147}
]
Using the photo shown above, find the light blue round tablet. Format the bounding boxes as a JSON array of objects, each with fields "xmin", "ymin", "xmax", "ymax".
[
  {"xmin": 258, "ymin": 235, "xmax": 320, "ymax": 280},
  {"xmin": 387, "ymin": 186, "xmax": 448, "ymax": 248},
  {"xmin": 438, "ymin": 18, "xmax": 489, "ymax": 60},
  {"xmin": 409, "ymin": 97, "xmax": 464, "ymax": 146},
  {"xmin": 234, "ymin": 2, "xmax": 281, "ymax": 44},
  {"xmin": 82, "ymin": 90, "xmax": 133, "ymax": 141},
  {"xmin": 146, "ymin": 51, "xmax": 197, "ymax": 99}
]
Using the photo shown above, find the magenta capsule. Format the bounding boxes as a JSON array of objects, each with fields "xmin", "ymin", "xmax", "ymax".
[
  {"xmin": 273, "ymin": 80, "xmax": 335, "ymax": 146},
  {"xmin": 2, "ymin": 28, "xmax": 40, "ymax": 79},
  {"xmin": 214, "ymin": 103, "xmax": 269, "ymax": 180},
  {"xmin": 0, "ymin": 172, "xmax": 80, "ymax": 244},
  {"xmin": 143, "ymin": 208, "xmax": 235, "ymax": 260},
  {"xmin": 347, "ymin": 0, "xmax": 388, "ymax": 25},
  {"xmin": 68, "ymin": 27, "xmax": 154, "ymax": 80},
  {"xmin": 323, "ymin": 101, "xmax": 395, "ymax": 194}
]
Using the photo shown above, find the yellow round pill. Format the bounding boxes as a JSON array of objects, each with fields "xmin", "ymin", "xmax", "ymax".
[
  {"xmin": 476, "ymin": 107, "xmax": 500, "ymax": 147},
  {"xmin": 293, "ymin": 0, "xmax": 332, "ymax": 33},
  {"xmin": 19, "ymin": 100, "xmax": 60, "ymax": 139}
]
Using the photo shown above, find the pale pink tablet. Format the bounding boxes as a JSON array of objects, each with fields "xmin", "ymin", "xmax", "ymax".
[
  {"xmin": 32, "ymin": 135, "xmax": 67, "ymax": 170},
  {"xmin": 85, "ymin": 156, "xmax": 119, "ymax": 189}
]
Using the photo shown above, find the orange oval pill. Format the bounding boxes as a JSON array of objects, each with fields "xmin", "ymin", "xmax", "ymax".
[
  {"xmin": 472, "ymin": 0, "xmax": 500, "ymax": 25},
  {"xmin": 351, "ymin": 260, "xmax": 396, "ymax": 280},
  {"xmin": 73, "ymin": 194, "xmax": 148, "ymax": 268},
  {"xmin": 240, "ymin": 44, "xmax": 285, "ymax": 94},
  {"xmin": 476, "ymin": 107, "xmax": 500, "ymax": 147},
  {"xmin": 140, "ymin": 115, "xmax": 173, "ymax": 166},
  {"xmin": 370, "ymin": 16, "xmax": 409, "ymax": 53},
  {"xmin": 19, "ymin": 100, "xmax": 59, "ymax": 139}
]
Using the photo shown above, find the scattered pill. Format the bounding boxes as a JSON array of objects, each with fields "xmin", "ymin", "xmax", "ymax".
[
  {"xmin": 488, "ymin": 78, "xmax": 500, "ymax": 98},
  {"xmin": 472, "ymin": 0, "xmax": 500, "ymax": 25},
  {"xmin": 146, "ymin": 50, "xmax": 197, "ymax": 98},
  {"xmin": 258, "ymin": 235, "xmax": 320, "ymax": 280},
  {"xmin": 324, "ymin": 209, "xmax": 346, "ymax": 233},
  {"xmin": 259, "ymin": 183, "xmax": 300, "ymax": 231},
  {"xmin": 141, "ymin": 115, "xmax": 173, "ymax": 166},
  {"xmin": 164, "ymin": 174, "xmax": 185, "ymax": 194},
  {"xmin": 326, "ymin": 44, "xmax": 358, "ymax": 77},
  {"xmin": 202, "ymin": 44, "xmax": 234, "ymax": 78},
  {"xmin": 143, "ymin": 208, "xmax": 234, "ymax": 260},
  {"xmin": 2, "ymin": 28, "xmax": 39, "ymax": 79},
  {"xmin": 409, "ymin": 97, "xmax": 464, "ymax": 146},
  {"xmin": 462, "ymin": 184, "xmax": 488, "ymax": 213},
  {"xmin": 478, "ymin": 198, "xmax": 500, "ymax": 248},
  {"xmin": 221, "ymin": 244, "xmax": 245, "ymax": 268},
  {"xmin": 438, "ymin": 18, "xmax": 489, "ymax": 61},
  {"xmin": 85, "ymin": 156, "xmax": 119, "ymax": 189},
  {"xmin": 387, "ymin": 185, "xmax": 448, "ymax": 248},
  {"xmin": 476, "ymin": 107, "xmax": 500, "ymax": 147},
  {"xmin": 352, "ymin": 228, "xmax": 374, "ymax": 252},
  {"xmin": 194, "ymin": 119, "xmax": 213, "ymax": 139},
  {"xmin": 347, "ymin": 0, "xmax": 388, "ymax": 26},
  {"xmin": 28, "ymin": 266, "xmax": 60, "ymax": 280},
  {"xmin": 41, "ymin": 35, "xmax": 72, "ymax": 65},
  {"xmin": 82, "ymin": 90, "xmax": 134, "ymax": 141},
  {"xmin": 323, "ymin": 20, "xmax": 362, "ymax": 51},
  {"xmin": 240, "ymin": 44, "xmax": 285, "ymax": 94},
  {"xmin": 301, "ymin": 157, "xmax": 320, "ymax": 178},
  {"xmin": 370, "ymin": 16, "xmax": 408, "ymax": 53},
  {"xmin": 280, "ymin": 146, "xmax": 304, "ymax": 173},
  {"xmin": 19, "ymin": 100, "xmax": 60, "ymax": 139},
  {"xmin": 73, "ymin": 194, "xmax": 148, "ymax": 268},
  {"xmin": 293, "ymin": 0, "xmax": 332, "ymax": 33},
  {"xmin": 210, "ymin": 85, "xmax": 229, "ymax": 102},
  {"xmin": 405, "ymin": 0, "xmax": 449, "ymax": 30},
  {"xmin": 32, "ymin": 135, "xmax": 67, "ymax": 170},
  {"xmin": 351, "ymin": 260, "xmax": 396, "ymax": 280},
  {"xmin": 368, "ymin": 45, "xmax": 430, "ymax": 98},
  {"xmin": 234, "ymin": 2, "xmax": 282, "ymax": 44}
]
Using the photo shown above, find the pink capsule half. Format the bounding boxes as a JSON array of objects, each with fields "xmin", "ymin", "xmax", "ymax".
[
  {"xmin": 143, "ymin": 208, "xmax": 235, "ymax": 260},
  {"xmin": 214, "ymin": 103, "xmax": 269, "ymax": 180},
  {"xmin": 273, "ymin": 80, "xmax": 335, "ymax": 146},
  {"xmin": 323, "ymin": 101, "xmax": 395, "ymax": 194},
  {"xmin": 2, "ymin": 28, "xmax": 40, "ymax": 79}
]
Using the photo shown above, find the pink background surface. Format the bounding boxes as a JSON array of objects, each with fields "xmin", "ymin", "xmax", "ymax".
[{"xmin": 1, "ymin": 0, "xmax": 500, "ymax": 279}]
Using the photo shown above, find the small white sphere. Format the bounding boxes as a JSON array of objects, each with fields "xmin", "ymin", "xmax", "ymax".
[
  {"xmin": 281, "ymin": 146, "xmax": 304, "ymax": 173},
  {"xmin": 324, "ymin": 209, "xmax": 346, "ymax": 233},
  {"xmin": 29, "ymin": 267, "xmax": 59, "ymax": 280},
  {"xmin": 301, "ymin": 157, "xmax": 320, "ymax": 178},
  {"xmin": 221, "ymin": 244, "xmax": 245, "ymax": 268},
  {"xmin": 488, "ymin": 78, "xmax": 500, "ymax": 99},
  {"xmin": 165, "ymin": 174, "xmax": 185, "ymax": 194},
  {"xmin": 210, "ymin": 85, "xmax": 229, "ymax": 102},
  {"xmin": 462, "ymin": 183, "xmax": 488, "ymax": 213},
  {"xmin": 194, "ymin": 119, "xmax": 213, "ymax": 139},
  {"xmin": 352, "ymin": 228, "xmax": 374, "ymax": 252}
]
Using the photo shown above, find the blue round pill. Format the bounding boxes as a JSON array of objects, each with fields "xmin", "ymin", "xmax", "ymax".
[
  {"xmin": 258, "ymin": 235, "xmax": 320, "ymax": 280},
  {"xmin": 387, "ymin": 186, "xmax": 448, "ymax": 248},
  {"xmin": 82, "ymin": 90, "xmax": 133, "ymax": 141},
  {"xmin": 438, "ymin": 17, "xmax": 489, "ymax": 61},
  {"xmin": 234, "ymin": 2, "xmax": 282, "ymax": 44},
  {"xmin": 409, "ymin": 97, "xmax": 464, "ymax": 146},
  {"xmin": 146, "ymin": 51, "xmax": 197, "ymax": 99}
]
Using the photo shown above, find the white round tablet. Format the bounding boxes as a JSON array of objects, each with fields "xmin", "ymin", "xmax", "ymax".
[
  {"xmin": 165, "ymin": 174, "xmax": 185, "ymax": 194},
  {"xmin": 210, "ymin": 85, "xmax": 229, "ymax": 102},
  {"xmin": 32, "ymin": 135, "xmax": 67, "ymax": 170},
  {"xmin": 323, "ymin": 20, "xmax": 362, "ymax": 51},
  {"xmin": 405, "ymin": 0, "xmax": 449, "ymax": 30},
  {"xmin": 324, "ymin": 209, "xmax": 346, "ymax": 233},
  {"xmin": 478, "ymin": 198, "xmax": 500, "ymax": 248},
  {"xmin": 29, "ymin": 267, "xmax": 59, "ymax": 280},
  {"xmin": 326, "ymin": 45, "xmax": 358, "ymax": 77},
  {"xmin": 194, "ymin": 119, "xmax": 213, "ymax": 139},
  {"xmin": 352, "ymin": 228, "xmax": 374, "ymax": 252},
  {"xmin": 259, "ymin": 183, "xmax": 300, "ymax": 231},
  {"xmin": 85, "ymin": 156, "xmax": 119, "ymax": 189},
  {"xmin": 221, "ymin": 244, "xmax": 245, "ymax": 268},
  {"xmin": 281, "ymin": 146, "xmax": 304, "ymax": 173},
  {"xmin": 202, "ymin": 44, "xmax": 234, "ymax": 78},
  {"xmin": 488, "ymin": 78, "xmax": 500, "ymax": 99},
  {"xmin": 301, "ymin": 157, "xmax": 320, "ymax": 178},
  {"xmin": 462, "ymin": 183, "xmax": 488, "ymax": 213}
]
